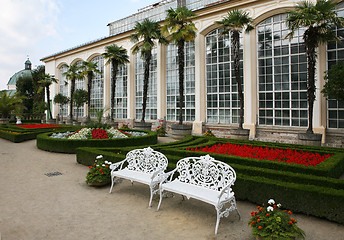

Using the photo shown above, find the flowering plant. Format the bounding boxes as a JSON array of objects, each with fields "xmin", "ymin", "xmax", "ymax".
[
  {"xmin": 16, "ymin": 124, "xmax": 60, "ymax": 128},
  {"xmin": 203, "ymin": 128, "xmax": 215, "ymax": 137},
  {"xmin": 120, "ymin": 122, "xmax": 130, "ymax": 130},
  {"xmin": 248, "ymin": 199, "xmax": 305, "ymax": 240},
  {"xmin": 156, "ymin": 124, "xmax": 167, "ymax": 136},
  {"xmin": 86, "ymin": 155, "xmax": 112, "ymax": 184}
]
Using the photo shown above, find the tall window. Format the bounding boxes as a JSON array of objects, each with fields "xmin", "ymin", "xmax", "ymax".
[
  {"xmin": 59, "ymin": 65, "xmax": 68, "ymax": 117},
  {"xmin": 90, "ymin": 56, "xmax": 104, "ymax": 114},
  {"xmin": 74, "ymin": 61, "xmax": 84, "ymax": 118},
  {"xmin": 135, "ymin": 49, "xmax": 157, "ymax": 120},
  {"xmin": 166, "ymin": 41, "xmax": 195, "ymax": 122},
  {"xmin": 327, "ymin": 1, "xmax": 344, "ymax": 129},
  {"xmin": 112, "ymin": 64, "xmax": 128, "ymax": 119},
  {"xmin": 257, "ymin": 14, "xmax": 308, "ymax": 127},
  {"xmin": 205, "ymin": 29, "xmax": 242, "ymax": 124}
]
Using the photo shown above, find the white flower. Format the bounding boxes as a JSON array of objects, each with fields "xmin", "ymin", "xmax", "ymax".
[
  {"xmin": 102, "ymin": 164, "xmax": 105, "ymax": 167},
  {"xmin": 96, "ymin": 165, "xmax": 99, "ymax": 167},
  {"xmin": 268, "ymin": 199, "xmax": 275, "ymax": 205},
  {"xmin": 267, "ymin": 206, "xmax": 274, "ymax": 212},
  {"xmin": 277, "ymin": 203, "xmax": 281, "ymax": 208},
  {"xmin": 96, "ymin": 155, "xmax": 103, "ymax": 159},
  {"xmin": 108, "ymin": 162, "xmax": 112, "ymax": 165},
  {"xmin": 105, "ymin": 161, "xmax": 108, "ymax": 164}
]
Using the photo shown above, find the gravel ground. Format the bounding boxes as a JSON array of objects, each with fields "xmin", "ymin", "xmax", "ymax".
[{"xmin": 0, "ymin": 138, "xmax": 344, "ymax": 240}]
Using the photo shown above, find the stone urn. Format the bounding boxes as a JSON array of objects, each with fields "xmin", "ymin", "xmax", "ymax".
[
  {"xmin": 46, "ymin": 118, "xmax": 56, "ymax": 124},
  {"xmin": 298, "ymin": 132, "xmax": 322, "ymax": 146},
  {"xmin": 15, "ymin": 117, "xmax": 22, "ymax": 125},
  {"xmin": 134, "ymin": 121, "xmax": 152, "ymax": 131},
  {"xmin": 171, "ymin": 124, "xmax": 192, "ymax": 139},
  {"xmin": 230, "ymin": 128, "xmax": 250, "ymax": 140}
]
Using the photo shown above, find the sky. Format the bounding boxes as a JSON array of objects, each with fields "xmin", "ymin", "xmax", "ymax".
[{"xmin": 0, "ymin": 0, "xmax": 160, "ymax": 90}]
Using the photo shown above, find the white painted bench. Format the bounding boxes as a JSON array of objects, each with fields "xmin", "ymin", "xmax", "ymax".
[
  {"xmin": 109, "ymin": 147, "xmax": 168, "ymax": 208},
  {"xmin": 157, "ymin": 154, "xmax": 240, "ymax": 234}
]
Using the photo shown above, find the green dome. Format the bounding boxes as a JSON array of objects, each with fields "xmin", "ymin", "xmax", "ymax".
[{"xmin": 7, "ymin": 69, "xmax": 33, "ymax": 86}]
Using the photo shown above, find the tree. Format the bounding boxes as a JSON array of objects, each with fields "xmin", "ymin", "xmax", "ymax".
[
  {"xmin": 286, "ymin": 0, "xmax": 344, "ymax": 134},
  {"xmin": 63, "ymin": 63, "xmax": 83, "ymax": 121},
  {"xmin": 102, "ymin": 44, "xmax": 129, "ymax": 120},
  {"xmin": 72, "ymin": 89, "xmax": 88, "ymax": 121},
  {"xmin": 215, "ymin": 9, "xmax": 254, "ymax": 129},
  {"xmin": 131, "ymin": 18, "xmax": 167, "ymax": 123},
  {"xmin": 38, "ymin": 73, "xmax": 58, "ymax": 120},
  {"xmin": 80, "ymin": 61, "xmax": 101, "ymax": 120},
  {"xmin": 322, "ymin": 61, "xmax": 344, "ymax": 102},
  {"xmin": 0, "ymin": 91, "xmax": 25, "ymax": 119},
  {"xmin": 162, "ymin": 6, "xmax": 197, "ymax": 125},
  {"xmin": 53, "ymin": 93, "xmax": 69, "ymax": 122},
  {"xmin": 16, "ymin": 75, "xmax": 34, "ymax": 114},
  {"xmin": 31, "ymin": 65, "xmax": 45, "ymax": 105}
]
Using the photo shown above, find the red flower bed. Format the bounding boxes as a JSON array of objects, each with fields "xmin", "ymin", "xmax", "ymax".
[
  {"xmin": 186, "ymin": 143, "xmax": 332, "ymax": 166},
  {"xmin": 16, "ymin": 124, "xmax": 60, "ymax": 129},
  {"xmin": 91, "ymin": 128, "xmax": 109, "ymax": 139}
]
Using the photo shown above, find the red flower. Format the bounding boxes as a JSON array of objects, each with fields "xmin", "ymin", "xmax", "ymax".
[
  {"xmin": 266, "ymin": 213, "xmax": 270, "ymax": 216},
  {"xmin": 288, "ymin": 211, "xmax": 293, "ymax": 214},
  {"xmin": 289, "ymin": 221, "xmax": 293, "ymax": 224},
  {"xmin": 16, "ymin": 124, "xmax": 60, "ymax": 129},
  {"xmin": 258, "ymin": 226, "xmax": 262, "ymax": 229}
]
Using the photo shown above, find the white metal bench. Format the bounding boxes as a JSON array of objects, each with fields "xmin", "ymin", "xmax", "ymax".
[
  {"xmin": 109, "ymin": 147, "xmax": 168, "ymax": 208},
  {"xmin": 157, "ymin": 154, "xmax": 240, "ymax": 234}
]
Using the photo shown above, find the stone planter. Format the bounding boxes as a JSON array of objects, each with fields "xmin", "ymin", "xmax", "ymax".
[
  {"xmin": 106, "ymin": 120, "xmax": 118, "ymax": 128},
  {"xmin": 87, "ymin": 181, "xmax": 110, "ymax": 187},
  {"xmin": 298, "ymin": 133, "xmax": 322, "ymax": 146},
  {"xmin": 230, "ymin": 128, "xmax": 250, "ymax": 140},
  {"xmin": 46, "ymin": 119, "xmax": 56, "ymax": 124},
  {"xmin": 171, "ymin": 124, "xmax": 192, "ymax": 139},
  {"xmin": 66, "ymin": 118, "xmax": 74, "ymax": 125},
  {"xmin": 134, "ymin": 122, "xmax": 152, "ymax": 131},
  {"xmin": 73, "ymin": 121, "xmax": 81, "ymax": 126},
  {"xmin": 0, "ymin": 118, "xmax": 10, "ymax": 124}
]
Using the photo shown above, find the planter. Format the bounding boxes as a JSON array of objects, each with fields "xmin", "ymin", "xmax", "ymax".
[
  {"xmin": 46, "ymin": 119, "xmax": 56, "ymax": 124},
  {"xmin": 171, "ymin": 124, "xmax": 192, "ymax": 139},
  {"xmin": 230, "ymin": 128, "xmax": 249, "ymax": 140},
  {"xmin": 73, "ymin": 121, "xmax": 81, "ymax": 126},
  {"xmin": 106, "ymin": 120, "xmax": 118, "ymax": 128},
  {"xmin": 298, "ymin": 133, "xmax": 322, "ymax": 146},
  {"xmin": 15, "ymin": 117, "xmax": 22, "ymax": 125},
  {"xmin": 134, "ymin": 122, "xmax": 152, "ymax": 131},
  {"xmin": 66, "ymin": 118, "xmax": 74, "ymax": 125},
  {"xmin": 87, "ymin": 181, "xmax": 110, "ymax": 187}
]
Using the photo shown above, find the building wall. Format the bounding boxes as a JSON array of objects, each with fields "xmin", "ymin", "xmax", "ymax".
[{"xmin": 42, "ymin": 0, "xmax": 344, "ymax": 147}]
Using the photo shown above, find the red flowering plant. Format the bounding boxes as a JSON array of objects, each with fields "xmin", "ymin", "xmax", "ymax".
[
  {"xmin": 16, "ymin": 124, "xmax": 60, "ymax": 128},
  {"xmin": 249, "ymin": 199, "xmax": 305, "ymax": 240},
  {"xmin": 86, "ymin": 155, "xmax": 112, "ymax": 185},
  {"xmin": 156, "ymin": 124, "xmax": 167, "ymax": 136}
]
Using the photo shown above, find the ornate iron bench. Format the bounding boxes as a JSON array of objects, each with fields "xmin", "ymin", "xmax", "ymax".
[
  {"xmin": 157, "ymin": 154, "xmax": 240, "ymax": 234},
  {"xmin": 109, "ymin": 147, "xmax": 168, "ymax": 208}
]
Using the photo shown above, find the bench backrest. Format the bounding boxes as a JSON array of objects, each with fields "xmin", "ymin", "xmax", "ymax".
[
  {"xmin": 176, "ymin": 155, "xmax": 236, "ymax": 191},
  {"xmin": 126, "ymin": 147, "xmax": 168, "ymax": 173}
]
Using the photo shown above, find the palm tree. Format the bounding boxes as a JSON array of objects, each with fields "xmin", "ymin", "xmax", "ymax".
[
  {"xmin": 131, "ymin": 18, "xmax": 167, "ymax": 123},
  {"xmin": 72, "ymin": 89, "xmax": 88, "ymax": 122},
  {"xmin": 0, "ymin": 91, "xmax": 25, "ymax": 120},
  {"xmin": 162, "ymin": 6, "xmax": 197, "ymax": 125},
  {"xmin": 53, "ymin": 93, "xmax": 69, "ymax": 122},
  {"xmin": 38, "ymin": 73, "xmax": 58, "ymax": 120},
  {"xmin": 63, "ymin": 63, "xmax": 82, "ymax": 122},
  {"xmin": 215, "ymin": 9, "xmax": 254, "ymax": 129},
  {"xmin": 286, "ymin": 0, "xmax": 344, "ymax": 134},
  {"xmin": 80, "ymin": 61, "xmax": 101, "ymax": 121},
  {"xmin": 102, "ymin": 44, "xmax": 129, "ymax": 120}
]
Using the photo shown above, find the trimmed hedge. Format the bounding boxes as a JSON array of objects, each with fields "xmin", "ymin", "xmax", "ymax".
[
  {"xmin": 75, "ymin": 135, "xmax": 344, "ymax": 224},
  {"xmin": 0, "ymin": 124, "xmax": 81, "ymax": 143},
  {"xmin": 37, "ymin": 129, "xmax": 158, "ymax": 153}
]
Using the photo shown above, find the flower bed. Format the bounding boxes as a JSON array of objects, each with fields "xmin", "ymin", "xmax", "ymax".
[
  {"xmin": 15, "ymin": 124, "xmax": 61, "ymax": 128},
  {"xmin": 186, "ymin": 143, "xmax": 332, "ymax": 166}
]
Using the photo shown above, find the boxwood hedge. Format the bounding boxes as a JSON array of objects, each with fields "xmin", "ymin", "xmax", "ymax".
[
  {"xmin": 36, "ymin": 129, "xmax": 158, "ymax": 153},
  {"xmin": 75, "ymin": 135, "xmax": 344, "ymax": 224}
]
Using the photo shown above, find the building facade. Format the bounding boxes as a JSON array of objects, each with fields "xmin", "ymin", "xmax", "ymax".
[{"xmin": 41, "ymin": 0, "xmax": 344, "ymax": 147}]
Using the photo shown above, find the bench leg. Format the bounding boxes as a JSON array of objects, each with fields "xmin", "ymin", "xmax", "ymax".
[
  {"xmin": 157, "ymin": 189, "xmax": 164, "ymax": 211},
  {"xmin": 215, "ymin": 210, "xmax": 221, "ymax": 235},
  {"xmin": 149, "ymin": 187, "xmax": 154, "ymax": 208},
  {"xmin": 109, "ymin": 177, "xmax": 115, "ymax": 193}
]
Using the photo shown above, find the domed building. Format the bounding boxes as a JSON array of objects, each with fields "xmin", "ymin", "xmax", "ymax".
[{"xmin": 7, "ymin": 58, "xmax": 33, "ymax": 95}]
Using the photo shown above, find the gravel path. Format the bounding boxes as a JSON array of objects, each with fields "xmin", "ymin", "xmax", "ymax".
[{"xmin": 0, "ymin": 138, "xmax": 343, "ymax": 240}]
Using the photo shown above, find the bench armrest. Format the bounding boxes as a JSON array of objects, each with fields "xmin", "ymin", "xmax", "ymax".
[
  {"xmin": 218, "ymin": 181, "xmax": 235, "ymax": 201},
  {"xmin": 158, "ymin": 169, "xmax": 177, "ymax": 186},
  {"xmin": 151, "ymin": 168, "xmax": 166, "ymax": 182},
  {"xmin": 109, "ymin": 159, "xmax": 126, "ymax": 172}
]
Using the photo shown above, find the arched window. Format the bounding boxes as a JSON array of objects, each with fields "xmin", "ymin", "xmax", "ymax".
[
  {"xmin": 205, "ymin": 29, "xmax": 242, "ymax": 124},
  {"xmin": 257, "ymin": 14, "xmax": 308, "ymax": 127},
  {"xmin": 90, "ymin": 56, "xmax": 104, "ymax": 114},
  {"xmin": 74, "ymin": 60, "xmax": 84, "ymax": 118},
  {"xmin": 327, "ymin": 1, "xmax": 344, "ymax": 129},
  {"xmin": 113, "ymin": 64, "xmax": 128, "ymax": 119},
  {"xmin": 59, "ymin": 65, "xmax": 68, "ymax": 117},
  {"xmin": 166, "ymin": 41, "xmax": 195, "ymax": 122},
  {"xmin": 135, "ymin": 48, "xmax": 157, "ymax": 120}
]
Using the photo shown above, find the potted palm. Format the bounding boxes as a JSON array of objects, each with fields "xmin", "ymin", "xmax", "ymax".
[
  {"xmin": 102, "ymin": 44, "xmax": 129, "ymax": 126},
  {"xmin": 38, "ymin": 73, "xmax": 57, "ymax": 123},
  {"xmin": 0, "ymin": 92, "xmax": 25, "ymax": 123},
  {"xmin": 162, "ymin": 6, "xmax": 197, "ymax": 139},
  {"xmin": 286, "ymin": 0, "xmax": 344, "ymax": 146},
  {"xmin": 216, "ymin": 9, "xmax": 254, "ymax": 140},
  {"xmin": 131, "ymin": 18, "xmax": 167, "ymax": 130}
]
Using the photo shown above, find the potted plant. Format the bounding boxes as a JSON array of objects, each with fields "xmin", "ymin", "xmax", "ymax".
[
  {"xmin": 203, "ymin": 128, "xmax": 215, "ymax": 137},
  {"xmin": 156, "ymin": 124, "xmax": 167, "ymax": 137},
  {"xmin": 72, "ymin": 89, "xmax": 88, "ymax": 124},
  {"xmin": 54, "ymin": 93, "xmax": 69, "ymax": 124},
  {"xmin": 249, "ymin": 199, "xmax": 305, "ymax": 240},
  {"xmin": 86, "ymin": 155, "xmax": 112, "ymax": 186}
]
